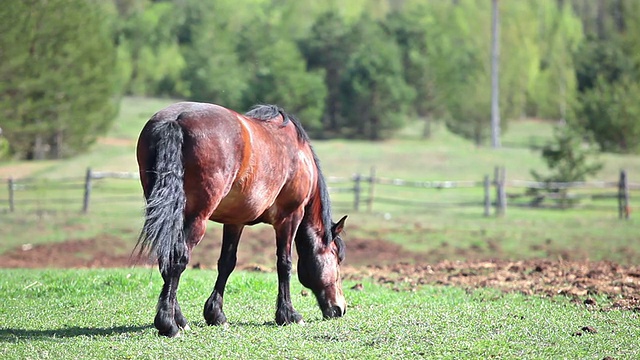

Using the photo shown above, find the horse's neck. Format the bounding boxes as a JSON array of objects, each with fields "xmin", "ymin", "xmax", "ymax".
[
  {"xmin": 295, "ymin": 220, "xmax": 322, "ymax": 256},
  {"xmin": 298, "ymin": 190, "xmax": 329, "ymax": 250}
]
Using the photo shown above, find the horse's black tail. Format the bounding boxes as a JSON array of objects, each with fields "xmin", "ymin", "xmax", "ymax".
[{"xmin": 135, "ymin": 120, "xmax": 186, "ymax": 273}]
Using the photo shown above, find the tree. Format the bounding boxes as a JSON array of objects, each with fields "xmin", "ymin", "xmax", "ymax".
[
  {"xmin": 115, "ymin": 1, "xmax": 188, "ymax": 97},
  {"xmin": 416, "ymin": 0, "xmax": 493, "ymax": 145},
  {"xmin": 429, "ymin": 0, "xmax": 496, "ymax": 145},
  {"xmin": 340, "ymin": 16, "xmax": 415, "ymax": 140},
  {"xmin": 0, "ymin": 132, "xmax": 8, "ymax": 159},
  {"xmin": 530, "ymin": 125, "xmax": 603, "ymax": 207},
  {"xmin": 577, "ymin": 76, "xmax": 640, "ymax": 153},
  {"xmin": 385, "ymin": 7, "xmax": 440, "ymax": 138},
  {"xmin": 299, "ymin": 10, "xmax": 353, "ymax": 135},
  {"xmin": 412, "ymin": 1, "xmax": 542, "ymax": 146},
  {"xmin": 574, "ymin": 38, "xmax": 632, "ymax": 93},
  {"xmin": 239, "ymin": 38, "xmax": 328, "ymax": 133},
  {"xmin": 490, "ymin": 0, "xmax": 501, "ymax": 149},
  {"xmin": 179, "ymin": 0, "xmax": 250, "ymax": 107},
  {"xmin": 0, "ymin": 0, "xmax": 119, "ymax": 159},
  {"xmin": 532, "ymin": 125, "xmax": 603, "ymax": 183},
  {"xmin": 234, "ymin": 3, "xmax": 328, "ymax": 132},
  {"xmin": 572, "ymin": 1, "xmax": 640, "ymax": 153},
  {"xmin": 566, "ymin": 0, "xmax": 626, "ymax": 40},
  {"xmin": 525, "ymin": 1, "xmax": 583, "ymax": 121}
]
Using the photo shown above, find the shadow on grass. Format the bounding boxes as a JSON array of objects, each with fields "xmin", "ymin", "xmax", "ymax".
[
  {"xmin": 1, "ymin": 319, "xmax": 330, "ymax": 341},
  {"xmin": 0, "ymin": 325, "xmax": 152, "ymax": 341},
  {"xmin": 229, "ymin": 318, "xmax": 328, "ymax": 327}
]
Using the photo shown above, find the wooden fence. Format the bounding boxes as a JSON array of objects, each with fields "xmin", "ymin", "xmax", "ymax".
[
  {"xmin": 329, "ymin": 167, "xmax": 635, "ymax": 219},
  {"xmin": 1, "ymin": 168, "xmax": 140, "ymax": 215},
  {"xmin": 1, "ymin": 167, "xmax": 636, "ymax": 219}
]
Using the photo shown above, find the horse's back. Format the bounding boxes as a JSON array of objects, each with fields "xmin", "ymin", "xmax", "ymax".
[
  {"xmin": 138, "ymin": 101, "xmax": 313, "ymax": 226},
  {"xmin": 150, "ymin": 101, "xmax": 226, "ymax": 118}
]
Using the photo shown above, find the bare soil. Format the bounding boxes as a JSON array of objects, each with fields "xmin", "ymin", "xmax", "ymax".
[{"xmin": 1, "ymin": 227, "xmax": 639, "ymax": 311}]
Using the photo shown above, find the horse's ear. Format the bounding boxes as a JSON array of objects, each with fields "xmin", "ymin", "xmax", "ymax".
[{"xmin": 332, "ymin": 215, "xmax": 348, "ymax": 238}]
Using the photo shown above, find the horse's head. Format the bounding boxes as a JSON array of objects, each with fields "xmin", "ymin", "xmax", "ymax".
[{"xmin": 297, "ymin": 215, "xmax": 347, "ymax": 319}]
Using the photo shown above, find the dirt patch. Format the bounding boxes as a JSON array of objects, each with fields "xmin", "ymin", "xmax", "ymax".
[
  {"xmin": 97, "ymin": 137, "xmax": 135, "ymax": 147},
  {"xmin": 0, "ymin": 235, "xmax": 133, "ymax": 268},
  {"xmin": 2, "ymin": 229, "xmax": 639, "ymax": 311},
  {"xmin": 343, "ymin": 259, "xmax": 640, "ymax": 311},
  {"xmin": 0, "ymin": 227, "xmax": 416, "ymax": 270}
]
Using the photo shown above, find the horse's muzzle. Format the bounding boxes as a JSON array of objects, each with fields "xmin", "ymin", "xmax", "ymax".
[{"xmin": 323, "ymin": 305, "xmax": 346, "ymax": 319}]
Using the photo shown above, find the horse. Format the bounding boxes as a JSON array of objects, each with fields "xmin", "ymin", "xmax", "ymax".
[{"xmin": 135, "ymin": 101, "xmax": 347, "ymax": 337}]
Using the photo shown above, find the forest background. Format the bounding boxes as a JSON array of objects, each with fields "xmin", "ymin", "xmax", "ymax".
[{"xmin": 1, "ymin": 0, "xmax": 639, "ymax": 162}]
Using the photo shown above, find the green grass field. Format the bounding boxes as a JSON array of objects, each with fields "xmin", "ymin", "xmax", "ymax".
[{"xmin": 1, "ymin": 268, "xmax": 638, "ymax": 359}]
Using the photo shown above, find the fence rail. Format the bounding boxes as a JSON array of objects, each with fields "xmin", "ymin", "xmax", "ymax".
[{"xmin": 1, "ymin": 167, "xmax": 635, "ymax": 219}]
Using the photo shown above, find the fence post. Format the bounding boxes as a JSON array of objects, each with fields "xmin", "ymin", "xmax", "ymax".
[
  {"xmin": 353, "ymin": 173, "xmax": 361, "ymax": 212},
  {"xmin": 499, "ymin": 166, "xmax": 507, "ymax": 216},
  {"xmin": 367, "ymin": 167, "xmax": 376, "ymax": 213},
  {"xmin": 619, "ymin": 170, "xmax": 630, "ymax": 219},
  {"xmin": 8, "ymin": 177, "xmax": 14, "ymax": 212},
  {"xmin": 82, "ymin": 167, "xmax": 92, "ymax": 214},
  {"xmin": 483, "ymin": 175, "xmax": 490, "ymax": 217},
  {"xmin": 494, "ymin": 167, "xmax": 500, "ymax": 216},
  {"xmin": 494, "ymin": 166, "xmax": 506, "ymax": 217}
]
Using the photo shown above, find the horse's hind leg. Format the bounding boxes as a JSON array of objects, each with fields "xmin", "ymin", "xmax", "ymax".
[
  {"xmin": 204, "ymin": 224, "xmax": 244, "ymax": 326},
  {"xmin": 164, "ymin": 216, "xmax": 208, "ymax": 332},
  {"xmin": 154, "ymin": 217, "xmax": 207, "ymax": 337},
  {"xmin": 155, "ymin": 249, "xmax": 189, "ymax": 337}
]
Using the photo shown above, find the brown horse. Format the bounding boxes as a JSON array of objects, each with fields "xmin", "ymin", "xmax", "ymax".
[{"xmin": 135, "ymin": 102, "xmax": 347, "ymax": 337}]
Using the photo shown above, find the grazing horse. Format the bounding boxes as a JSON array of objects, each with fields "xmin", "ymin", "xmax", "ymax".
[{"xmin": 135, "ymin": 102, "xmax": 347, "ymax": 337}]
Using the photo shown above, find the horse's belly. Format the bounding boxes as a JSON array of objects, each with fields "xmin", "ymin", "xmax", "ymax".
[{"xmin": 208, "ymin": 186, "xmax": 278, "ymax": 224}]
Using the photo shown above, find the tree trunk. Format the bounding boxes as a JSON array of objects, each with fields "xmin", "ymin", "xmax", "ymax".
[
  {"xmin": 32, "ymin": 135, "xmax": 46, "ymax": 160},
  {"xmin": 613, "ymin": 0, "xmax": 625, "ymax": 32},
  {"xmin": 596, "ymin": 0, "xmax": 606, "ymax": 39},
  {"xmin": 422, "ymin": 117, "xmax": 431, "ymax": 139},
  {"xmin": 327, "ymin": 67, "xmax": 341, "ymax": 132},
  {"xmin": 370, "ymin": 116, "xmax": 379, "ymax": 141},
  {"xmin": 52, "ymin": 129, "xmax": 63, "ymax": 159},
  {"xmin": 491, "ymin": 0, "xmax": 501, "ymax": 149}
]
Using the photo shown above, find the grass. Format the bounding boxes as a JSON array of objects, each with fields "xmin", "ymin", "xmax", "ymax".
[
  {"xmin": 1, "ymin": 268, "xmax": 638, "ymax": 359},
  {"xmin": 344, "ymin": 209, "xmax": 640, "ymax": 264}
]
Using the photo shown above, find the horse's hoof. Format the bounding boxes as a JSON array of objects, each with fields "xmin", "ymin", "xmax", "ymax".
[
  {"xmin": 180, "ymin": 324, "xmax": 191, "ymax": 331},
  {"xmin": 276, "ymin": 306, "xmax": 304, "ymax": 326},
  {"xmin": 204, "ymin": 307, "xmax": 228, "ymax": 326},
  {"xmin": 158, "ymin": 329, "xmax": 181, "ymax": 338},
  {"xmin": 205, "ymin": 318, "xmax": 229, "ymax": 327},
  {"xmin": 297, "ymin": 319, "xmax": 306, "ymax": 326}
]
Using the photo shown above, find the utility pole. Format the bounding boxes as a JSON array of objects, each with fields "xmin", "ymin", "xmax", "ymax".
[{"xmin": 491, "ymin": 0, "xmax": 501, "ymax": 149}]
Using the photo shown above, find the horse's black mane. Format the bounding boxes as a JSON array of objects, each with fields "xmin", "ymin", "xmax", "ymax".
[
  {"xmin": 245, "ymin": 104, "xmax": 334, "ymax": 247},
  {"xmin": 245, "ymin": 104, "xmax": 310, "ymax": 143}
]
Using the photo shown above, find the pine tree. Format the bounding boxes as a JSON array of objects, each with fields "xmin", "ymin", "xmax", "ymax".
[
  {"xmin": 0, "ymin": 0, "xmax": 118, "ymax": 159},
  {"xmin": 340, "ymin": 15, "xmax": 415, "ymax": 140},
  {"xmin": 530, "ymin": 125, "xmax": 603, "ymax": 207}
]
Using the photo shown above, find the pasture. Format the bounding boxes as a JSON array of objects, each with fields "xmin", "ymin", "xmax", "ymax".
[
  {"xmin": 1, "ymin": 268, "xmax": 638, "ymax": 359},
  {"xmin": 1, "ymin": 97, "xmax": 640, "ymax": 358}
]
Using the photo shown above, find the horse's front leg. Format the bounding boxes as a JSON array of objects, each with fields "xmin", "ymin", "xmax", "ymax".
[
  {"xmin": 274, "ymin": 212, "xmax": 304, "ymax": 325},
  {"xmin": 204, "ymin": 224, "xmax": 244, "ymax": 326}
]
